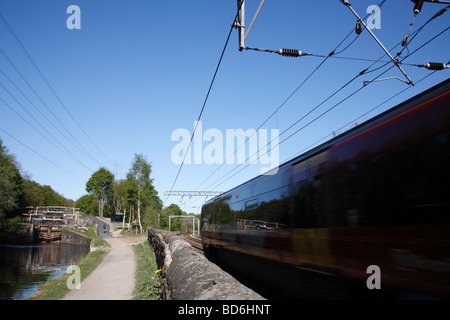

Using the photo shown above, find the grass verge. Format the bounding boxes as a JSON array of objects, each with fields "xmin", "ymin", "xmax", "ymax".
[
  {"xmin": 133, "ymin": 241, "xmax": 163, "ymax": 300},
  {"xmin": 25, "ymin": 249, "xmax": 109, "ymax": 300},
  {"xmin": 25, "ymin": 224, "xmax": 110, "ymax": 300},
  {"xmin": 70, "ymin": 225, "xmax": 111, "ymax": 247}
]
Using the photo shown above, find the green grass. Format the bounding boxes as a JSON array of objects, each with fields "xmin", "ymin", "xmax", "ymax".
[
  {"xmin": 25, "ymin": 249, "xmax": 108, "ymax": 300},
  {"xmin": 79, "ymin": 225, "xmax": 111, "ymax": 247},
  {"xmin": 133, "ymin": 241, "xmax": 163, "ymax": 300},
  {"xmin": 25, "ymin": 224, "xmax": 110, "ymax": 300}
]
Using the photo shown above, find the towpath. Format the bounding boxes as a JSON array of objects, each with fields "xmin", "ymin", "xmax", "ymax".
[{"xmin": 62, "ymin": 219, "xmax": 145, "ymax": 300}]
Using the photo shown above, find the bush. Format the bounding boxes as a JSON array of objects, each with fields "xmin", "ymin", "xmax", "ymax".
[{"xmin": 0, "ymin": 216, "xmax": 22, "ymax": 232}]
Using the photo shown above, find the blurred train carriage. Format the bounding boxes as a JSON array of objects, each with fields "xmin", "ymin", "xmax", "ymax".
[{"xmin": 201, "ymin": 79, "xmax": 450, "ymax": 299}]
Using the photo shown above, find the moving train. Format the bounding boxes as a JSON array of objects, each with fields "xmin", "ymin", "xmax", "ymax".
[{"xmin": 201, "ymin": 78, "xmax": 450, "ymax": 299}]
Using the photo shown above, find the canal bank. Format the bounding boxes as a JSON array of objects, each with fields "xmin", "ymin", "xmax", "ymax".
[
  {"xmin": 0, "ymin": 243, "xmax": 91, "ymax": 300},
  {"xmin": 24, "ymin": 223, "xmax": 111, "ymax": 300},
  {"xmin": 26, "ymin": 218, "xmax": 147, "ymax": 300},
  {"xmin": 61, "ymin": 236, "xmax": 136, "ymax": 300},
  {"xmin": 0, "ymin": 223, "xmax": 98, "ymax": 299}
]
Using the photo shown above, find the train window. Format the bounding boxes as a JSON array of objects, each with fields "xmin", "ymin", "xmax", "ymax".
[
  {"xmin": 292, "ymin": 178, "xmax": 314, "ymax": 228},
  {"xmin": 328, "ymin": 129, "xmax": 450, "ymax": 227},
  {"xmin": 259, "ymin": 187, "xmax": 290, "ymax": 227},
  {"xmin": 245, "ymin": 199, "xmax": 258, "ymax": 210}
]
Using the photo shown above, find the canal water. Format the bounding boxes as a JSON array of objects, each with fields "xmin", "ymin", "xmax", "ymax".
[{"xmin": 0, "ymin": 244, "xmax": 90, "ymax": 300}]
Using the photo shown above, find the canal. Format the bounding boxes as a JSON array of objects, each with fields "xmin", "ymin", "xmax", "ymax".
[{"xmin": 0, "ymin": 243, "xmax": 90, "ymax": 300}]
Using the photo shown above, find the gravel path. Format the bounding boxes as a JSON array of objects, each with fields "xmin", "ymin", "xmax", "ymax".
[{"xmin": 62, "ymin": 225, "xmax": 146, "ymax": 300}]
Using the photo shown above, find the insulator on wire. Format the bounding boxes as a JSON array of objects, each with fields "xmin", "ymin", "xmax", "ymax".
[
  {"xmin": 402, "ymin": 35, "xmax": 409, "ymax": 47},
  {"xmin": 419, "ymin": 62, "xmax": 448, "ymax": 70},
  {"xmin": 413, "ymin": 0, "xmax": 424, "ymax": 15},
  {"xmin": 277, "ymin": 48, "xmax": 303, "ymax": 58},
  {"xmin": 355, "ymin": 21, "xmax": 362, "ymax": 34}
]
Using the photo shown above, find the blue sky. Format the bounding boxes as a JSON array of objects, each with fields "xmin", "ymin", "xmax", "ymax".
[{"xmin": 0, "ymin": 0, "xmax": 448, "ymax": 214}]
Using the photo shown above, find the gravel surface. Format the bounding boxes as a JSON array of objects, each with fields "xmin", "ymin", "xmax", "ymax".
[{"xmin": 62, "ymin": 223, "xmax": 146, "ymax": 300}]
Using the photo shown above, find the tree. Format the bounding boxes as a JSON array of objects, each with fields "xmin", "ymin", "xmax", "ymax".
[
  {"xmin": 0, "ymin": 139, "xmax": 23, "ymax": 218},
  {"xmin": 75, "ymin": 194, "xmax": 98, "ymax": 215},
  {"xmin": 86, "ymin": 167, "xmax": 114, "ymax": 217},
  {"xmin": 21, "ymin": 179, "xmax": 44, "ymax": 207},
  {"xmin": 20, "ymin": 179, "xmax": 73, "ymax": 207},
  {"xmin": 112, "ymin": 179, "xmax": 131, "ymax": 229},
  {"xmin": 126, "ymin": 153, "xmax": 161, "ymax": 233},
  {"xmin": 160, "ymin": 204, "xmax": 185, "ymax": 231},
  {"xmin": 113, "ymin": 180, "xmax": 127, "ymax": 214}
]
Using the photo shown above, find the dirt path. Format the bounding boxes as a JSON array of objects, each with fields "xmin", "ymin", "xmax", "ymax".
[{"xmin": 62, "ymin": 229, "xmax": 146, "ymax": 300}]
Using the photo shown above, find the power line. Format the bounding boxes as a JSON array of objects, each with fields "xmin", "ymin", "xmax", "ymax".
[
  {"xmin": 183, "ymin": 70, "xmax": 443, "ymax": 210},
  {"xmin": 165, "ymin": 1, "xmax": 244, "ymax": 205},
  {"xmin": 182, "ymin": 2, "xmax": 384, "ymax": 204},
  {"xmin": 240, "ymin": 2, "xmax": 449, "ymax": 82},
  {"xmin": 180, "ymin": 1, "xmax": 389, "ymax": 210},
  {"xmin": 0, "ymin": 47, "xmax": 103, "ymax": 167},
  {"xmin": 0, "ymin": 12, "xmax": 112, "ymax": 165},
  {"xmin": 278, "ymin": 68, "xmax": 444, "ymax": 170},
  {"xmin": 0, "ymin": 127, "xmax": 82, "ymax": 180},
  {"xmin": 164, "ymin": 191, "xmax": 223, "ymax": 197},
  {"xmin": 175, "ymin": 2, "xmax": 449, "ymax": 212},
  {"xmin": 363, "ymin": 24, "xmax": 450, "ymax": 85},
  {"xmin": 0, "ymin": 93, "xmax": 94, "ymax": 173},
  {"xmin": 341, "ymin": 0, "xmax": 414, "ymax": 85},
  {"xmin": 400, "ymin": 4, "xmax": 449, "ymax": 54},
  {"xmin": 204, "ymin": 24, "xmax": 450, "ymax": 193},
  {"xmin": 0, "ymin": 61, "xmax": 98, "ymax": 172},
  {"xmin": 0, "ymin": 63, "xmax": 104, "ymax": 168}
]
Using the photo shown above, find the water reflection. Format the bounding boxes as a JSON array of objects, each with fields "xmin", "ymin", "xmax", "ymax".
[{"xmin": 0, "ymin": 244, "xmax": 90, "ymax": 300}]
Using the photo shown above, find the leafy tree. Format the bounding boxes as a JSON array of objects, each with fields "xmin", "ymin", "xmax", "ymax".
[
  {"xmin": 0, "ymin": 138, "xmax": 23, "ymax": 218},
  {"xmin": 86, "ymin": 167, "xmax": 114, "ymax": 217},
  {"xmin": 141, "ymin": 207, "xmax": 160, "ymax": 232},
  {"xmin": 75, "ymin": 194, "xmax": 98, "ymax": 215},
  {"xmin": 1, "ymin": 138, "xmax": 74, "ymax": 227},
  {"xmin": 159, "ymin": 204, "xmax": 185, "ymax": 231},
  {"xmin": 113, "ymin": 180, "xmax": 125, "ymax": 213},
  {"xmin": 125, "ymin": 178, "xmax": 139, "ymax": 227},
  {"xmin": 112, "ymin": 179, "xmax": 131, "ymax": 228},
  {"xmin": 21, "ymin": 179, "xmax": 44, "ymax": 207},
  {"xmin": 20, "ymin": 179, "xmax": 73, "ymax": 207},
  {"xmin": 42, "ymin": 185, "xmax": 65, "ymax": 206},
  {"xmin": 126, "ymin": 153, "xmax": 162, "ymax": 233}
]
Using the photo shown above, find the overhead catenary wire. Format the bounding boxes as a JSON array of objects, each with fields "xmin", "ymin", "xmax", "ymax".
[
  {"xmin": 0, "ymin": 93, "xmax": 94, "ymax": 173},
  {"xmin": 180, "ymin": 1, "xmax": 391, "ymax": 210},
  {"xmin": 242, "ymin": 2, "xmax": 449, "ymax": 85},
  {"xmin": 184, "ymin": 77, "xmax": 448, "ymax": 211},
  {"xmin": 363, "ymin": 24, "xmax": 449, "ymax": 85},
  {"xmin": 0, "ymin": 48, "xmax": 104, "ymax": 168},
  {"xmin": 0, "ymin": 64, "xmax": 104, "ymax": 168},
  {"xmin": 180, "ymin": 3, "xmax": 388, "ymax": 210},
  {"xmin": 0, "ymin": 63, "xmax": 100, "ymax": 172},
  {"xmin": 178, "ymin": 2, "xmax": 448, "ymax": 211},
  {"xmin": 0, "ymin": 127, "xmax": 82, "ymax": 180},
  {"xmin": 242, "ymin": 46, "xmax": 449, "ymax": 69},
  {"xmin": 279, "ymin": 68, "xmax": 444, "ymax": 171},
  {"xmin": 0, "ymin": 12, "xmax": 112, "ymax": 165},
  {"xmin": 164, "ymin": 1, "xmax": 245, "ymax": 206},
  {"xmin": 400, "ymin": 4, "xmax": 449, "ymax": 54},
  {"xmin": 204, "ymin": 23, "xmax": 450, "ymax": 193},
  {"xmin": 182, "ymin": 38, "xmax": 449, "ymax": 214}
]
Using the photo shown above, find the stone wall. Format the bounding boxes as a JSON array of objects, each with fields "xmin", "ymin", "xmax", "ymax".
[
  {"xmin": 61, "ymin": 228, "xmax": 91, "ymax": 246},
  {"xmin": 147, "ymin": 227, "xmax": 264, "ymax": 300}
]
